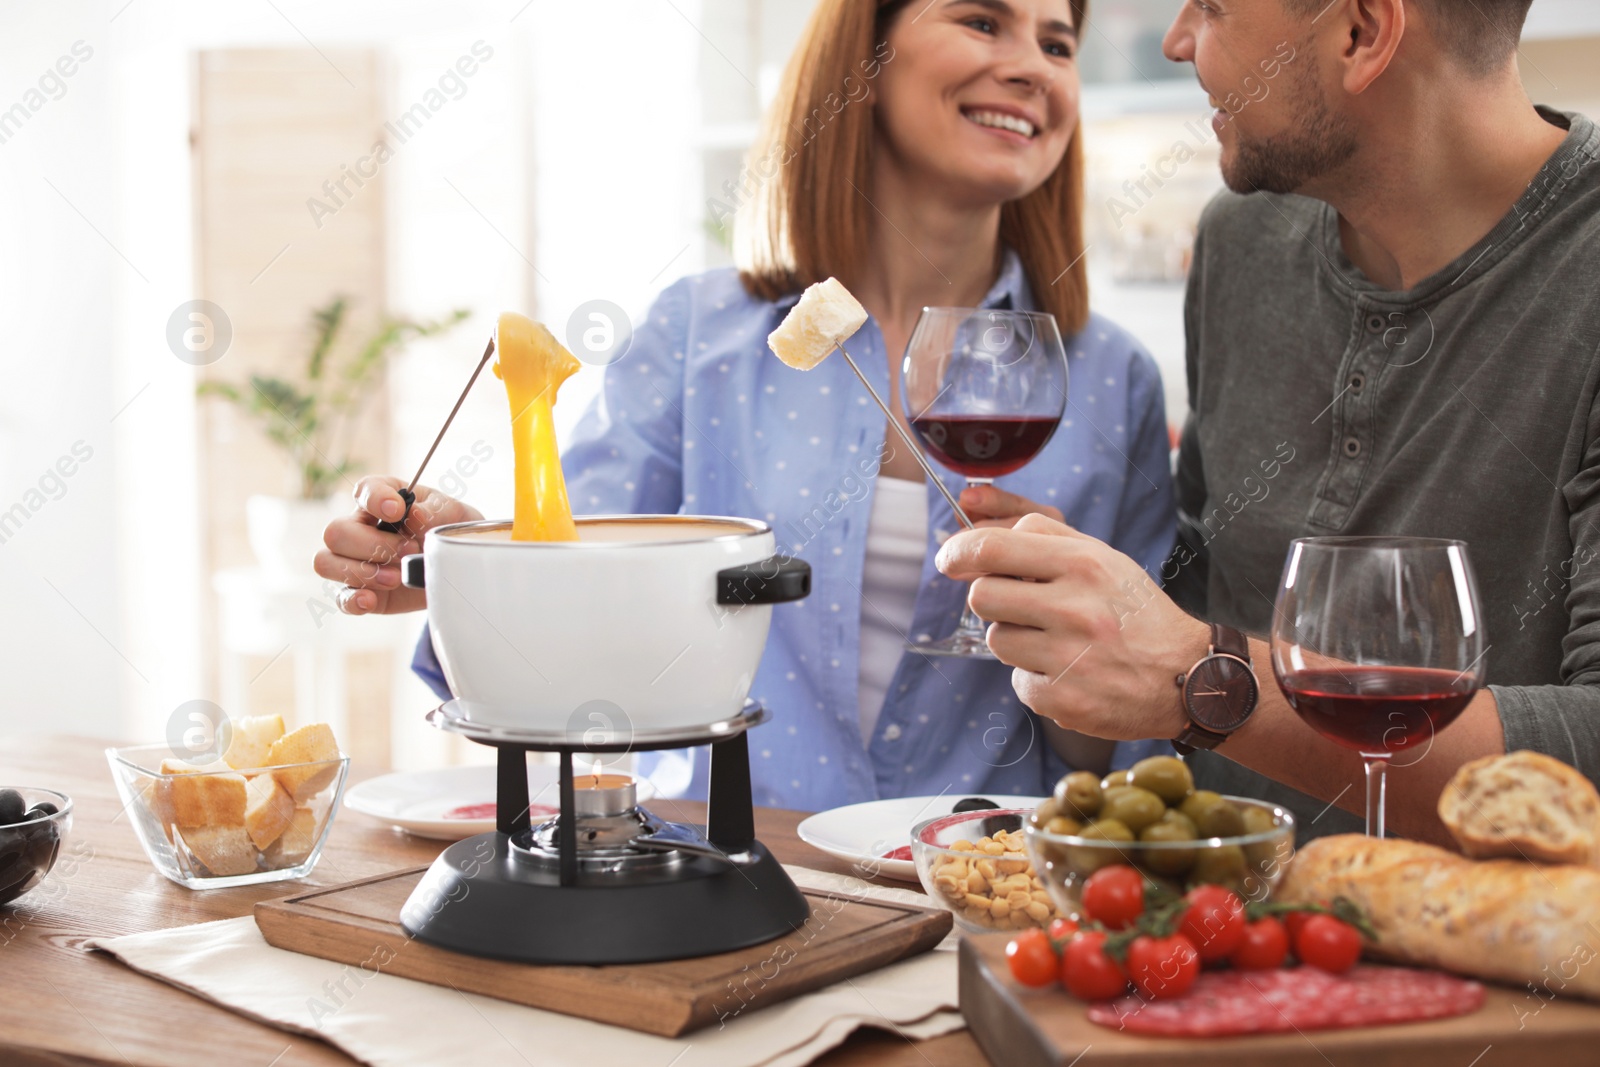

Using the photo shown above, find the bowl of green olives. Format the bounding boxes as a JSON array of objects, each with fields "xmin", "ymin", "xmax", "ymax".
[{"xmin": 1022, "ymin": 756, "xmax": 1295, "ymax": 919}]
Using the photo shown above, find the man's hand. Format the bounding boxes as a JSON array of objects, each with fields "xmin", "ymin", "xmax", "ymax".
[
  {"xmin": 313, "ymin": 475, "xmax": 483, "ymax": 615},
  {"xmin": 935, "ymin": 512, "xmax": 1208, "ymax": 741},
  {"xmin": 957, "ymin": 483, "xmax": 1064, "ymax": 529}
]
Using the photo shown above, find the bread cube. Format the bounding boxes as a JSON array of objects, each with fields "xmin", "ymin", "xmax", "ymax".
[
  {"xmin": 222, "ymin": 714, "xmax": 286, "ymax": 771},
  {"xmin": 767, "ymin": 277, "xmax": 868, "ymax": 370},
  {"xmin": 182, "ymin": 825, "xmax": 258, "ymax": 877},
  {"xmin": 267, "ymin": 723, "xmax": 341, "ymax": 802},
  {"xmin": 244, "ymin": 773, "xmax": 296, "ymax": 850},
  {"xmin": 265, "ymin": 807, "xmax": 319, "ymax": 867},
  {"xmin": 158, "ymin": 759, "xmax": 247, "ymax": 828}
]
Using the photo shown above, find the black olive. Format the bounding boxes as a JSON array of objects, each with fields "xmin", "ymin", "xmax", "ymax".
[
  {"xmin": 25, "ymin": 802, "xmax": 59, "ymax": 820},
  {"xmin": 0, "ymin": 790, "xmax": 24, "ymax": 826}
]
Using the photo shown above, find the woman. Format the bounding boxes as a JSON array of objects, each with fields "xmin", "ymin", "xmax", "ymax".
[{"xmin": 317, "ymin": 0, "xmax": 1176, "ymax": 810}]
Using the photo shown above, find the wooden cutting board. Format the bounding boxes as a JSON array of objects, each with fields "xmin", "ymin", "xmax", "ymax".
[
  {"xmin": 960, "ymin": 934, "xmax": 1600, "ymax": 1066},
  {"xmin": 255, "ymin": 866, "xmax": 951, "ymax": 1038}
]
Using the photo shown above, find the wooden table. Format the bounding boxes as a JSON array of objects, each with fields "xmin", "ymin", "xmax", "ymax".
[{"xmin": 1, "ymin": 735, "xmax": 985, "ymax": 1067}]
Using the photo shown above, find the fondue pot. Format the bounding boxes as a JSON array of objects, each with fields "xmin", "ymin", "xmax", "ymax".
[{"xmin": 401, "ymin": 516, "xmax": 811, "ymax": 732}]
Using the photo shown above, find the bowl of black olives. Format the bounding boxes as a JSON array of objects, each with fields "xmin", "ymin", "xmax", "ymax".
[
  {"xmin": 1023, "ymin": 756, "xmax": 1294, "ymax": 919},
  {"xmin": 0, "ymin": 787, "xmax": 72, "ymax": 907}
]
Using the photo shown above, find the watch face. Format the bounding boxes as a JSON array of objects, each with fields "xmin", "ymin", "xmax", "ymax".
[{"xmin": 1184, "ymin": 655, "xmax": 1259, "ymax": 732}]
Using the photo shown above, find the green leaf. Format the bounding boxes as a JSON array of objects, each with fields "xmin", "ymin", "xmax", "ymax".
[
  {"xmin": 195, "ymin": 381, "xmax": 243, "ymax": 403},
  {"xmin": 308, "ymin": 297, "xmax": 347, "ymax": 381}
]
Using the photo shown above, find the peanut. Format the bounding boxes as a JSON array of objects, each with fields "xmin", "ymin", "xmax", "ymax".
[{"xmin": 925, "ymin": 827, "xmax": 1056, "ymax": 931}]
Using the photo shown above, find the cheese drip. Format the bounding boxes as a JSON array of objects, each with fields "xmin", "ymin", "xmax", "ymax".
[{"xmin": 493, "ymin": 312, "xmax": 581, "ymax": 542}]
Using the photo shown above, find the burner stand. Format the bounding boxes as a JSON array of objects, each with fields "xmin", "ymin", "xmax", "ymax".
[{"xmin": 399, "ymin": 703, "xmax": 812, "ymax": 964}]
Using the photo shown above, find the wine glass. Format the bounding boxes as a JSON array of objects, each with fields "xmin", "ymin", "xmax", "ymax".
[
  {"xmin": 901, "ymin": 307, "xmax": 1068, "ymax": 659},
  {"xmin": 1270, "ymin": 537, "xmax": 1485, "ymax": 837}
]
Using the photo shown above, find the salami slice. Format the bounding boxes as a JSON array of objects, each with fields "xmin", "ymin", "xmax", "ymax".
[{"xmin": 1087, "ymin": 965, "xmax": 1485, "ymax": 1037}]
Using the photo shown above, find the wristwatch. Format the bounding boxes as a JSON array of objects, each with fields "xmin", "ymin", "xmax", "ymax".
[{"xmin": 1172, "ymin": 623, "xmax": 1259, "ymax": 755}]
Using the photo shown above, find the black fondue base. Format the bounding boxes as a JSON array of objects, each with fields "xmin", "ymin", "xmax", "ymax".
[
  {"xmin": 399, "ymin": 706, "xmax": 812, "ymax": 965},
  {"xmin": 400, "ymin": 831, "xmax": 810, "ymax": 964}
]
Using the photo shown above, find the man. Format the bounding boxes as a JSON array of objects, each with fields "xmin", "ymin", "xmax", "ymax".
[{"xmin": 936, "ymin": 0, "xmax": 1600, "ymax": 845}]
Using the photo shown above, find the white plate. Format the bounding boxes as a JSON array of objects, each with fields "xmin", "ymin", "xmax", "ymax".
[
  {"xmin": 344, "ymin": 765, "xmax": 657, "ymax": 841},
  {"xmin": 796, "ymin": 794, "xmax": 1045, "ymax": 883}
]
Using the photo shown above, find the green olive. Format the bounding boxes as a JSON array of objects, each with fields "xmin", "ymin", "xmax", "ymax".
[
  {"xmin": 1238, "ymin": 805, "xmax": 1285, "ymax": 869},
  {"xmin": 1129, "ymin": 756, "xmax": 1195, "ymax": 805},
  {"xmin": 1101, "ymin": 769, "xmax": 1134, "ymax": 791},
  {"xmin": 1045, "ymin": 814, "xmax": 1084, "ymax": 836},
  {"xmin": 1137, "ymin": 811, "xmax": 1198, "ymax": 876},
  {"xmin": 1098, "ymin": 786, "xmax": 1166, "ymax": 834},
  {"xmin": 1156, "ymin": 808, "xmax": 1199, "ymax": 836},
  {"xmin": 1054, "ymin": 771, "xmax": 1103, "ymax": 820},
  {"xmin": 1065, "ymin": 818, "xmax": 1133, "ymax": 877},
  {"xmin": 1031, "ymin": 797, "xmax": 1064, "ymax": 828},
  {"xmin": 1179, "ymin": 791, "xmax": 1247, "ymax": 838},
  {"xmin": 1189, "ymin": 844, "xmax": 1247, "ymax": 891}
]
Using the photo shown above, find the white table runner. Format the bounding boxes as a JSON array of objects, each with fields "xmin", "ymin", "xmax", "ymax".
[{"xmin": 87, "ymin": 867, "xmax": 964, "ymax": 1067}]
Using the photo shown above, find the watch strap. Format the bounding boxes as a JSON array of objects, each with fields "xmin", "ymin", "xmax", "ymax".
[
  {"xmin": 1210, "ymin": 623, "xmax": 1250, "ymax": 662},
  {"xmin": 1172, "ymin": 723, "xmax": 1229, "ymax": 755}
]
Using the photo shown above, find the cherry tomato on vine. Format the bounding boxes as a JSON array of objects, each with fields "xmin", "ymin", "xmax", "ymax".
[
  {"xmin": 1178, "ymin": 885, "xmax": 1246, "ymax": 963},
  {"xmin": 1061, "ymin": 931, "xmax": 1130, "ymax": 1001},
  {"xmin": 1048, "ymin": 917, "xmax": 1080, "ymax": 944},
  {"xmin": 1294, "ymin": 914, "xmax": 1362, "ymax": 974},
  {"xmin": 1080, "ymin": 865, "xmax": 1144, "ymax": 930},
  {"xmin": 1228, "ymin": 916, "xmax": 1290, "ymax": 971},
  {"xmin": 1005, "ymin": 928, "xmax": 1060, "ymax": 987},
  {"xmin": 1284, "ymin": 907, "xmax": 1322, "ymax": 944},
  {"xmin": 1125, "ymin": 934, "xmax": 1201, "ymax": 1000}
]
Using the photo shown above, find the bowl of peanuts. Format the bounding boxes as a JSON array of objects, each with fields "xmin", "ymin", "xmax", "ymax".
[{"xmin": 911, "ymin": 808, "xmax": 1059, "ymax": 933}]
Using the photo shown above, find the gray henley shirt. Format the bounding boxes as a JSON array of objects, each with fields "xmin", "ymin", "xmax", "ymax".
[{"xmin": 1168, "ymin": 107, "xmax": 1600, "ymax": 838}]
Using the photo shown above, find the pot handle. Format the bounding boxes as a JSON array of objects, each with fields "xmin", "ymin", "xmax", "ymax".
[
  {"xmin": 401, "ymin": 554, "xmax": 425, "ymax": 589},
  {"xmin": 717, "ymin": 555, "xmax": 810, "ymax": 605}
]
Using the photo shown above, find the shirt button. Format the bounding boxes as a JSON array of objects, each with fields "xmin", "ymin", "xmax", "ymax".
[
  {"xmin": 1348, "ymin": 372, "xmax": 1366, "ymax": 393},
  {"xmin": 1365, "ymin": 313, "xmax": 1385, "ymax": 333},
  {"xmin": 1343, "ymin": 437, "xmax": 1362, "ymax": 457},
  {"xmin": 883, "ymin": 724, "xmax": 903, "ymax": 741}
]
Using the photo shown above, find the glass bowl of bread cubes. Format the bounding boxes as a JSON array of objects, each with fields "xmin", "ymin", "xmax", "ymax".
[{"xmin": 106, "ymin": 716, "xmax": 347, "ymax": 889}]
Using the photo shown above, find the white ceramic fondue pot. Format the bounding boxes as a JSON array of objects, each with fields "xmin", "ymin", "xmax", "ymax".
[{"xmin": 401, "ymin": 516, "xmax": 810, "ymax": 733}]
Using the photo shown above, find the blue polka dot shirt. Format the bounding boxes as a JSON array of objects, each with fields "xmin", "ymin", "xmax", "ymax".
[{"xmin": 413, "ymin": 250, "xmax": 1177, "ymax": 810}]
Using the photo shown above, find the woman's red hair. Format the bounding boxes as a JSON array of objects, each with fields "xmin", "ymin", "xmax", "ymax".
[{"xmin": 737, "ymin": 0, "xmax": 1092, "ymax": 335}]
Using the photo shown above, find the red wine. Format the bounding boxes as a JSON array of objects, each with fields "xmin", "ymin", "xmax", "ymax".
[
  {"xmin": 1278, "ymin": 666, "xmax": 1476, "ymax": 756},
  {"xmin": 908, "ymin": 415, "xmax": 1060, "ymax": 478}
]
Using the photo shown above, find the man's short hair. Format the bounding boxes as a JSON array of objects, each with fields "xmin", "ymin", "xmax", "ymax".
[{"xmin": 1285, "ymin": 0, "xmax": 1535, "ymax": 77}]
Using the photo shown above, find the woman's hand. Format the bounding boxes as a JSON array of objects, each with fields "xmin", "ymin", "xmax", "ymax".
[
  {"xmin": 935, "ymin": 512, "xmax": 1207, "ymax": 741},
  {"xmin": 957, "ymin": 483, "xmax": 1065, "ymax": 528},
  {"xmin": 313, "ymin": 476, "xmax": 483, "ymax": 615}
]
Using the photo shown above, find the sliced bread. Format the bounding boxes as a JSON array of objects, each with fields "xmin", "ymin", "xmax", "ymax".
[{"xmin": 1438, "ymin": 750, "xmax": 1600, "ymax": 865}]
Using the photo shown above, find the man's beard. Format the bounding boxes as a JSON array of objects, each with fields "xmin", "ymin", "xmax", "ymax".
[{"xmin": 1221, "ymin": 57, "xmax": 1359, "ymax": 195}]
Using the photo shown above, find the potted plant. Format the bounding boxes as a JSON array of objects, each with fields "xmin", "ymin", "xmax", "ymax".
[{"xmin": 198, "ymin": 297, "xmax": 469, "ymax": 575}]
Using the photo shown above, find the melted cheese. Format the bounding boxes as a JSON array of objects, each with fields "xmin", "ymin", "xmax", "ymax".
[{"xmin": 493, "ymin": 312, "xmax": 581, "ymax": 542}]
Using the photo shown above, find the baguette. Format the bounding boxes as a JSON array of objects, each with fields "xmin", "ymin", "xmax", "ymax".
[
  {"xmin": 1438, "ymin": 750, "xmax": 1600, "ymax": 865},
  {"xmin": 1279, "ymin": 834, "xmax": 1600, "ymax": 1000}
]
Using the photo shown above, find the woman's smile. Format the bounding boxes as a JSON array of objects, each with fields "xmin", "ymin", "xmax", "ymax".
[{"xmin": 960, "ymin": 103, "xmax": 1044, "ymax": 143}]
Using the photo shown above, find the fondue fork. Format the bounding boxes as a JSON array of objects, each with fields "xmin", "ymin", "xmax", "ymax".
[
  {"xmin": 377, "ymin": 336, "xmax": 497, "ymax": 533},
  {"xmin": 831, "ymin": 341, "xmax": 976, "ymax": 532}
]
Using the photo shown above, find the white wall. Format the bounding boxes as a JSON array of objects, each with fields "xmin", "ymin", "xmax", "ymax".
[{"xmin": 0, "ymin": 0, "xmax": 703, "ymax": 755}]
